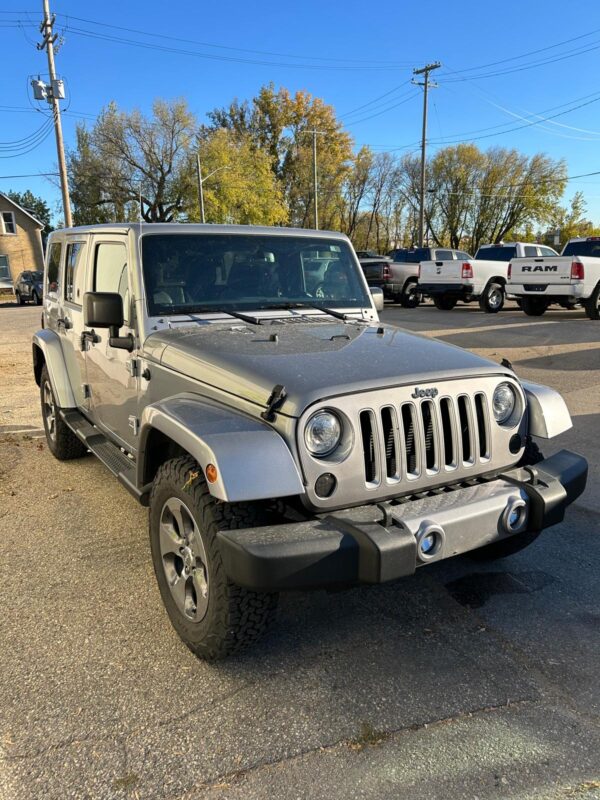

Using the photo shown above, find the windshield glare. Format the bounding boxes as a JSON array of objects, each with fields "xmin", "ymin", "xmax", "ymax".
[{"xmin": 141, "ymin": 234, "xmax": 370, "ymax": 316}]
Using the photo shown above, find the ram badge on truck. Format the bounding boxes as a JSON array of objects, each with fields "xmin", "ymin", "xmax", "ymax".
[{"xmin": 32, "ymin": 223, "xmax": 587, "ymax": 660}]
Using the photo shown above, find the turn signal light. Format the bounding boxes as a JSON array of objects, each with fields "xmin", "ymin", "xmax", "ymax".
[
  {"xmin": 382, "ymin": 265, "xmax": 392, "ymax": 281},
  {"xmin": 206, "ymin": 464, "xmax": 218, "ymax": 483},
  {"xmin": 508, "ymin": 263, "xmax": 512, "ymax": 279},
  {"xmin": 461, "ymin": 262, "xmax": 473, "ymax": 279},
  {"xmin": 571, "ymin": 261, "xmax": 585, "ymax": 280}
]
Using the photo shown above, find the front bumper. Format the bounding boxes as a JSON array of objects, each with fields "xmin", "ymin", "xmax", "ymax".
[{"xmin": 217, "ymin": 450, "xmax": 587, "ymax": 591}]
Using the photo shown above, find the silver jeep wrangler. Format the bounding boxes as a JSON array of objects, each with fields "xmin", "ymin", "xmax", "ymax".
[{"xmin": 32, "ymin": 224, "xmax": 587, "ymax": 660}]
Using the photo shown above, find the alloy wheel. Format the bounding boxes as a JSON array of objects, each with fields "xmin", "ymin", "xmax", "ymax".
[
  {"xmin": 42, "ymin": 380, "xmax": 57, "ymax": 442},
  {"xmin": 159, "ymin": 497, "xmax": 210, "ymax": 622}
]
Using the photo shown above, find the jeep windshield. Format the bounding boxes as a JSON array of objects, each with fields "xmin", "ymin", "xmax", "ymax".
[{"xmin": 141, "ymin": 233, "xmax": 370, "ymax": 316}]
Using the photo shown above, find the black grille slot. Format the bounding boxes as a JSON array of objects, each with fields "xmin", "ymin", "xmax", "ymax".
[
  {"xmin": 381, "ymin": 406, "xmax": 398, "ymax": 478},
  {"xmin": 439, "ymin": 397, "xmax": 454, "ymax": 467},
  {"xmin": 401, "ymin": 404, "xmax": 418, "ymax": 475},
  {"xmin": 475, "ymin": 393, "xmax": 488, "ymax": 458},
  {"xmin": 421, "ymin": 401, "xmax": 436, "ymax": 471},
  {"xmin": 457, "ymin": 396, "xmax": 472, "ymax": 463},
  {"xmin": 359, "ymin": 410, "xmax": 377, "ymax": 483}
]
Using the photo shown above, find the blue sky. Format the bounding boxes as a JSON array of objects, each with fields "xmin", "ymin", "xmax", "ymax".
[{"xmin": 2, "ymin": 0, "xmax": 600, "ymax": 224}]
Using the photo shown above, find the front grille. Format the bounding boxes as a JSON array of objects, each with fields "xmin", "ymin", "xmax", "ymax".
[{"xmin": 360, "ymin": 393, "xmax": 491, "ymax": 485}]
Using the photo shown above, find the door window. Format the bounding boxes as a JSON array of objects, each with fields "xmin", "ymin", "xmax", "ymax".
[
  {"xmin": 538, "ymin": 246, "xmax": 558, "ymax": 257},
  {"xmin": 523, "ymin": 246, "xmax": 538, "ymax": 257},
  {"xmin": 46, "ymin": 243, "xmax": 62, "ymax": 298},
  {"xmin": 435, "ymin": 249, "xmax": 454, "ymax": 260},
  {"xmin": 94, "ymin": 242, "xmax": 130, "ymax": 324},
  {"xmin": 64, "ymin": 242, "xmax": 86, "ymax": 305}
]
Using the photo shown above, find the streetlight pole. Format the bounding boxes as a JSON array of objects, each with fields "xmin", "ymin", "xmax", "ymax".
[
  {"xmin": 412, "ymin": 62, "xmax": 441, "ymax": 247},
  {"xmin": 196, "ymin": 153, "xmax": 205, "ymax": 224}
]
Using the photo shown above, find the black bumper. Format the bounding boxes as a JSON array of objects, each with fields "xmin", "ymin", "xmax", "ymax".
[
  {"xmin": 420, "ymin": 283, "xmax": 474, "ymax": 299},
  {"xmin": 217, "ymin": 450, "xmax": 587, "ymax": 591}
]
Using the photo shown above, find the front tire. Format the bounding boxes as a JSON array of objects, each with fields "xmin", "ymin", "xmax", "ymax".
[
  {"xmin": 584, "ymin": 283, "xmax": 600, "ymax": 320},
  {"xmin": 32, "ymin": 290, "xmax": 41, "ymax": 306},
  {"xmin": 16, "ymin": 290, "xmax": 24, "ymax": 306},
  {"xmin": 40, "ymin": 366, "xmax": 88, "ymax": 460},
  {"xmin": 149, "ymin": 456, "xmax": 278, "ymax": 660},
  {"xmin": 433, "ymin": 295, "xmax": 457, "ymax": 310},
  {"xmin": 521, "ymin": 297, "xmax": 549, "ymax": 317},
  {"xmin": 400, "ymin": 280, "xmax": 421, "ymax": 308},
  {"xmin": 479, "ymin": 282, "xmax": 504, "ymax": 313}
]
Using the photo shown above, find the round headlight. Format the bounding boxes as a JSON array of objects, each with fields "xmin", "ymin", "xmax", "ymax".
[
  {"xmin": 304, "ymin": 411, "xmax": 342, "ymax": 457},
  {"xmin": 493, "ymin": 382, "xmax": 516, "ymax": 424}
]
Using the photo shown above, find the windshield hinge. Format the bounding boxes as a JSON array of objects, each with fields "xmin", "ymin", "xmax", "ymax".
[{"xmin": 261, "ymin": 384, "xmax": 287, "ymax": 422}]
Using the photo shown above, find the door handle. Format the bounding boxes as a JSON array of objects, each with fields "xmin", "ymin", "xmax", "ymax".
[{"xmin": 435, "ymin": 261, "xmax": 443, "ymax": 266}]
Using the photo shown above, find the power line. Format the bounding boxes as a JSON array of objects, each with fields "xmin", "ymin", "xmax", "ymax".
[
  {"xmin": 339, "ymin": 80, "xmax": 412, "ymax": 118},
  {"xmin": 52, "ymin": 12, "xmax": 416, "ymax": 67},
  {"xmin": 0, "ymin": 172, "xmax": 60, "ymax": 178},
  {"xmin": 342, "ymin": 91, "xmax": 420, "ymax": 127}
]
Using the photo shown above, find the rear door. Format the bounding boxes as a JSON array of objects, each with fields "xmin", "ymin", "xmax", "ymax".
[
  {"xmin": 84, "ymin": 235, "xmax": 139, "ymax": 452},
  {"xmin": 60, "ymin": 239, "xmax": 90, "ymax": 410}
]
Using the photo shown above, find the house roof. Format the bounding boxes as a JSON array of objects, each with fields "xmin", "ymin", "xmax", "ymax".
[{"xmin": 0, "ymin": 193, "xmax": 44, "ymax": 229}]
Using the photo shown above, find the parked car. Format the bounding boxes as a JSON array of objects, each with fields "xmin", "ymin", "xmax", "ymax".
[
  {"xmin": 0, "ymin": 257, "xmax": 14, "ymax": 300},
  {"xmin": 355, "ymin": 250, "xmax": 391, "ymax": 260},
  {"xmin": 364, "ymin": 247, "xmax": 470, "ymax": 308},
  {"xmin": 32, "ymin": 223, "xmax": 586, "ymax": 659},
  {"xmin": 508, "ymin": 236, "xmax": 600, "ymax": 318},
  {"xmin": 14, "ymin": 270, "xmax": 44, "ymax": 305},
  {"xmin": 419, "ymin": 243, "xmax": 559, "ymax": 313}
]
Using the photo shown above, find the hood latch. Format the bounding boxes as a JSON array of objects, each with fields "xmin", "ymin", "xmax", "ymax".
[{"xmin": 261, "ymin": 384, "xmax": 287, "ymax": 422}]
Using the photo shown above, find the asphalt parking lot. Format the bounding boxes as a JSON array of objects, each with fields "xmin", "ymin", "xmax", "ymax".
[{"xmin": 0, "ymin": 300, "xmax": 599, "ymax": 800}]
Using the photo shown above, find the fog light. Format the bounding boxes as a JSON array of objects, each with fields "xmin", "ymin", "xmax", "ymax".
[
  {"xmin": 509, "ymin": 434, "xmax": 522, "ymax": 454},
  {"xmin": 502, "ymin": 496, "xmax": 528, "ymax": 533},
  {"xmin": 315, "ymin": 473, "xmax": 337, "ymax": 498},
  {"xmin": 416, "ymin": 521, "xmax": 445, "ymax": 561}
]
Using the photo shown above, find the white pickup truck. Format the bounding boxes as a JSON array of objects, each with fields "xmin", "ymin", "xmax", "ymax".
[
  {"xmin": 508, "ymin": 236, "xmax": 600, "ymax": 318},
  {"xmin": 419, "ymin": 242, "xmax": 559, "ymax": 313}
]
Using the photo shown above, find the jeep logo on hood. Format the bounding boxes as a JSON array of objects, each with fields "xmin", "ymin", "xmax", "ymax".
[{"xmin": 411, "ymin": 387, "xmax": 439, "ymax": 399}]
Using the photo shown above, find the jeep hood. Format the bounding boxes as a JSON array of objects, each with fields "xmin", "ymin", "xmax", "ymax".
[{"xmin": 144, "ymin": 321, "xmax": 512, "ymax": 417}]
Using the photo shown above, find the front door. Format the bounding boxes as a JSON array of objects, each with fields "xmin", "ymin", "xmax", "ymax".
[
  {"xmin": 60, "ymin": 240, "xmax": 89, "ymax": 410},
  {"xmin": 84, "ymin": 236, "xmax": 139, "ymax": 452}
]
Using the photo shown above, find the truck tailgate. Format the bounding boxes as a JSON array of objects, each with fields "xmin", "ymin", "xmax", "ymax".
[
  {"xmin": 419, "ymin": 259, "xmax": 462, "ymax": 284},
  {"xmin": 360, "ymin": 261, "xmax": 386, "ymax": 283},
  {"xmin": 509, "ymin": 256, "xmax": 573, "ymax": 286}
]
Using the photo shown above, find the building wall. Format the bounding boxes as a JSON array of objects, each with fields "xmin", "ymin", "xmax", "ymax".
[{"xmin": 0, "ymin": 199, "xmax": 44, "ymax": 281}]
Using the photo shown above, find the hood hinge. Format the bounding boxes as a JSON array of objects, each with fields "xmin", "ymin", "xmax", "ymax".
[{"xmin": 261, "ymin": 384, "xmax": 287, "ymax": 422}]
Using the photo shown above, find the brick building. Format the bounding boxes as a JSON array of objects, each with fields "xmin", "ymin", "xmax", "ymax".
[{"xmin": 0, "ymin": 193, "xmax": 45, "ymax": 286}]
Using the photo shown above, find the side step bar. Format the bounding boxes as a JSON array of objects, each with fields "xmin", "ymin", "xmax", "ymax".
[{"xmin": 60, "ymin": 409, "xmax": 150, "ymax": 505}]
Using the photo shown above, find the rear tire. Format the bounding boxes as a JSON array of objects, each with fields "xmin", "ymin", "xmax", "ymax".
[
  {"xmin": 584, "ymin": 283, "xmax": 600, "ymax": 320},
  {"xmin": 16, "ymin": 291, "xmax": 24, "ymax": 306},
  {"xmin": 521, "ymin": 297, "xmax": 549, "ymax": 317},
  {"xmin": 149, "ymin": 456, "xmax": 278, "ymax": 660},
  {"xmin": 433, "ymin": 295, "xmax": 457, "ymax": 311},
  {"xmin": 40, "ymin": 366, "xmax": 88, "ymax": 460},
  {"xmin": 479, "ymin": 282, "xmax": 504, "ymax": 314},
  {"xmin": 32, "ymin": 290, "xmax": 41, "ymax": 306},
  {"xmin": 400, "ymin": 280, "xmax": 421, "ymax": 308}
]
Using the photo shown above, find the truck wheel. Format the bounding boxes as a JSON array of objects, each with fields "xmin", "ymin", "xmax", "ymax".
[
  {"xmin": 15, "ymin": 290, "xmax": 24, "ymax": 306},
  {"xmin": 400, "ymin": 280, "xmax": 421, "ymax": 308},
  {"xmin": 584, "ymin": 283, "xmax": 600, "ymax": 320},
  {"xmin": 433, "ymin": 295, "xmax": 457, "ymax": 311},
  {"xmin": 479, "ymin": 282, "xmax": 504, "ymax": 314},
  {"xmin": 40, "ymin": 366, "xmax": 88, "ymax": 460},
  {"xmin": 521, "ymin": 297, "xmax": 549, "ymax": 317},
  {"xmin": 149, "ymin": 456, "xmax": 278, "ymax": 660},
  {"xmin": 32, "ymin": 290, "xmax": 41, "ymax": 306}
]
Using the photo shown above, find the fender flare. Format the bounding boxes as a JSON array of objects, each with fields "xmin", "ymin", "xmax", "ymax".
[
  {"xmin": 32, "ymin": 329, "xmax": 76, "ymax": 408},
  {"xmin": 522, "ymin": 381, "xmax": 572, "ymax": 439},
  {"xmin": 138, "ymin": 394, "xmax": 305, "ymax": 503}
]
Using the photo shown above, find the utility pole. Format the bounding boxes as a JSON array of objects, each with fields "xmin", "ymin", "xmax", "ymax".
[
  {"xmin": 37, "ymin": 0, "xmax": 72, "ymax": 227},
  {"xmin": 412, "ymin": 62, "xmax": 440, "ymax": 247},
  {"xmin": 196, "ymin": 153, "xmax": 205, "ymax": 224},
  {"xmin": 311, "ymin": 129, "xmax": 319, "ymax": 230}
]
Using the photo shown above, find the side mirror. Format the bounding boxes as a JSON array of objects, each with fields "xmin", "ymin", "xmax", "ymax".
[
  {"xmin": 370, "ymin": 286, "xmax": 384, "ymax": 312},
  {"xmin": 83, "ymin": 292, "xmax": 134, "ymax": 352},
  {"xmin": 84, "ymin": 291, "xmax": 123, "ymax": 328}
]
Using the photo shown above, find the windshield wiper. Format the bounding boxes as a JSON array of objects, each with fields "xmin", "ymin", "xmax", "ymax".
[
  {"xmin": 259, "ymin": 302, "xmax": 350, "ymax": 321},
  {"xmin": 177, "ymin": 306, "xmax": 262, "ymax": 325}
]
